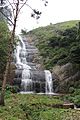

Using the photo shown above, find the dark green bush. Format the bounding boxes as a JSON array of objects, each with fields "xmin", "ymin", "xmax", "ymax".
[
  {"xmin": 11, "ymin": 86, "xmax": 20, "ymax": 93},
  {"xmin": 6, "ymin": 84, "xmax": 20, "ymax": 93},
  {"xmin": 69, "ymin": 87, "xmax": 75, "ymax": 93}
]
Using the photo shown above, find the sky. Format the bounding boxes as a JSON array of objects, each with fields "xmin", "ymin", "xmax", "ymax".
[{"xmin": 15, "ymin": 0, "xmax": 80, "ymax": 34}]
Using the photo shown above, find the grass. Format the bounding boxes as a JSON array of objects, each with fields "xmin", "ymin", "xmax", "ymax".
[
  {"xmin": 0, "ymin": 93, "xmax": 80, "ymax": 120},
  {"xmin": 29, "ymin": 20, "xmax": 79, "ymax": 37}
]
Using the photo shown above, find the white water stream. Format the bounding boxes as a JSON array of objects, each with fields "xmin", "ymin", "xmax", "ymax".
[
  {"xmin": 44, "ymin": 70, "xmax": 53, "ymax": 94},
  {"xmin": 15, "ymin": 36, "xmax": 53, "ymax": 93},
  {"xmin": 15, "ymin": 36, "xmax": 32, "ymax": 92}
]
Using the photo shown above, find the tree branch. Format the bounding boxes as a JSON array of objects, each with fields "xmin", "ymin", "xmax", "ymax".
[
  {"xmin": 0, "ymin": 10, "xmax": 14, "ymax": 25},
  {"xmin": 6, "ymin": 0, "xmax": 14, "ymax": 15},
  {"xmin": 26, "ymin": 3, "xmax": 34, "ymax": 11},
  {"xmin": 18, "ymin": 0, "xmax": 27, "ymax": 14}
]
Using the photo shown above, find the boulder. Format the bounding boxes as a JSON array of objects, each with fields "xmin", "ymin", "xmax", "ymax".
[{"xmin": 52, "ymin": 63, "xmax": 80, "ymax": 93}]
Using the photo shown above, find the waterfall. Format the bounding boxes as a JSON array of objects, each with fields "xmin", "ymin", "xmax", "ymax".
[
  {"xmin": 15, "ymin": 35, "xmax": 33, "ymax": 93},
  {"xmin": 14, "ymin": 35, "xmax": 53, "ymax": 94},
  {"xmin": 44, "ymin": 70, "xmax": 53, "ymax": 94}
]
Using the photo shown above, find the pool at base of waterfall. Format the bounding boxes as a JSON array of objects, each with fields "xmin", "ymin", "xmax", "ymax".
[
  {"xmin": 20, "ymin": 91, "xmax": 34, "ymax": 94},
  {"xmin": 19, "ymin": 92, "xmax": 58, "ymax": 96}
]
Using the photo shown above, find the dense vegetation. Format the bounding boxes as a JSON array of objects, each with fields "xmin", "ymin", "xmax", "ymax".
[
  {"xmin": 26, "ymin": 20, "xmax": 80, "ymax": 70},
  {"xmin": 0, "ymin": 20, "xmax": 9, "ymax": 76},
  {"xmin": 0, "ymin": 91, "xmax": 80, "ymax": 120}
]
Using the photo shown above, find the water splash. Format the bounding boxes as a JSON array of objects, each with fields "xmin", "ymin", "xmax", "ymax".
[{"xmin": 44, "ymin": 70, "xmax": 53, "ymax": 94}]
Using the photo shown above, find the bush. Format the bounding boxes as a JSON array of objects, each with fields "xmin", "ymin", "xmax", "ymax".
[
  {"xmin": 69, "ymin": 87, "xmax": 75, "ymax": 93},
  {"xmin": 11, "ymin": 86, "xmax": 20, "ymax": 93},
  {"xmin": 6, "ymin": 84, "xmax": 12, "ymax": 91},
  {"xmin": 6, "ymin": 84, "xmax": 20, "ymax": 93}
]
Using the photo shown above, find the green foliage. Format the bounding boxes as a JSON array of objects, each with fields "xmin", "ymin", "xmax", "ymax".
[
  {"xmin": 69, "ymin": 87, "xmax": 75, "ymax": 93},
  {"xmin": 69, "ymin": 44, "xmax": 80, "ymax": 63},
  {"xmin": 5, "ymin": 84, "xmax": 20, "ymax": 93},
  {"xmin": 0, "ymin": 94, "xmax": 80, "ymax": 120},
  {"xmin": 0, "ymin": 20, "xmax": 9, "ymax": 73},
  {"xmin": 24, "ymin": 20, "xmax": 80, "ymax": 70},
  {"xmin": 63, "ymin": 89, "xmax": 80, "ymax": 105},
  {"xmin": 11, "ymin": 86, "xmax": 20, "ymax": 93},
  {"xmin": 21, "ymin": 29, "xmax": 27, "ymax": 35}
]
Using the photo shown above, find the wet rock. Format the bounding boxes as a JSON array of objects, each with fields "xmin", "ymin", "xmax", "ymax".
[
  {"xmin": 15, "ymin": 69, "xmax": 22, "ymax": 78},
  {"xmin": 52, "ymin": 63, "xmax": 80, "ymax": 93},
  {"xmin": 13, "ymin": 78, "xmax": 21, "ymax": 85},
  {"xmin": 45, "ymin": 103, "xmax": 74, "ymax": 109},
  {"xmin": 63, "ymin": 103, "xmax": 74, "ymax": 109},
  {"xmin": 31, "ymin": 70, "xmax": 45, "ymax": 82}
]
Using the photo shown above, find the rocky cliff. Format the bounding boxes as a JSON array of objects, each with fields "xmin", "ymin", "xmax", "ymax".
[{"xmin": 53, "ymin": 63, "xmax": 80, "ymax": 93}]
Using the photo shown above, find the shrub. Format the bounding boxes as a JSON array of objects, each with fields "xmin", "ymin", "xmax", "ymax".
[
  {"xmin": 69, "ymin": 87, "xmax": 75, "ymax": 93},
  {"xmin": 6, "ymin": 84, "xmax": 20, "ymax": 93},
  {"xmin": 11, "ymin": 86, "xmax": 20, "ymax": 93}
]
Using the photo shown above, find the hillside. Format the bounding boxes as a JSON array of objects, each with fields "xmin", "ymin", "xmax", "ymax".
[
  {"xmin": 25, "ymin": 20, "xmax": 80, "ymax": 69},
  {"xmin": 22, "ymin": 20, "xmax": 80, "ymax": 93}
]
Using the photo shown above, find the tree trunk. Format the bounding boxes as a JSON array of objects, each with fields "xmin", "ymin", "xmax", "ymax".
[
  {"xmin": 0, "ymin": 41, "xmax": 12, "ymax": 105},
  {"xmin": 0, "ymin": 0, "xmax": 19, "ymax": 106},
  {"xmin": 0, "ymin": 61, "xmax": 10, "ymax": 105}
]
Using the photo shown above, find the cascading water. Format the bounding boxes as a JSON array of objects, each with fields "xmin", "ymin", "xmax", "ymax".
[
  {"xmin": 14, "ymin": 35, "xmax": 53, "ymax": 94},
  {"xmin": 21, "ymin": 69, "xmax": 32, "ymax": 92},
  {"xmin": 15, "ymin": 36, "xmax": 33, "ymax": 93},
  {"xmin": 44, "ymin": 70, "xmax": 53, "ymax": 94}
]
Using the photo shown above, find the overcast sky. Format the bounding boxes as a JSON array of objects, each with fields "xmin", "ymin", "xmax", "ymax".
[{"xmin": 16, "ymin": 0, "xmax": 80, "ymax": 34}]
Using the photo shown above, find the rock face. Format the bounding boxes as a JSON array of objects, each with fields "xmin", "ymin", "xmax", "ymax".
[
  {"xmin": 52, "ymin": 63, "xmax": 80, "ymax": 93},
  {"xmin": 25, "ymin": 35, "xmax": 44, "ymax": 70}
]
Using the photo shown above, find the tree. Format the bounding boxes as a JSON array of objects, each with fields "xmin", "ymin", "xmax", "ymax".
[
  {"xmin": 0, "ymin": 0, "xmax": 48, "ymax": 105},
  {"xmin": 0, "ymin": 20, "xmax": 9, "ymax": 73},
  {"xmin": 0, "ymin": 0, "xmax": 12, "ymax": 22}
]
